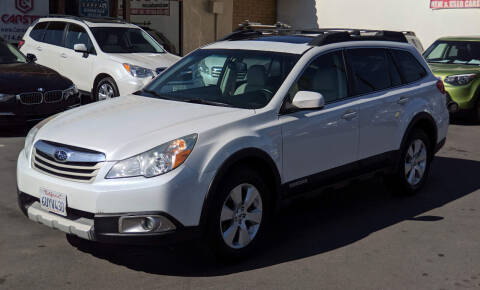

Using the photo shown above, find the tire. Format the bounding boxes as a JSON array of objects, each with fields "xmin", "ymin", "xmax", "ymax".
[
  {"xmin": 474, "ymin": 98, "xmax": 480, "ymax": 123},
  {"xmin": 386, "ymin": 129, "xmax": 432, "ymax": 195},
  {"xmin": 94, "ymin": 77, "xmax": 119, "ymax": 101},
  {"xmin": 205, "ymin": 166, "xmax": 271, "ymax": 260}
]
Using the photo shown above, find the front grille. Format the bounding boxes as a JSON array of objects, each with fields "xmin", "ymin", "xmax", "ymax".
[
  {"xmin": 32, "ymin": 141, "xmax": 105, "ymax": 183},
  {"xmin": 44, "ymin": 90, "xmax": 63, "ymax": 103},
  {"xmin": 18, "ymin": 92, "xmax": 43, "ymax": 105}
]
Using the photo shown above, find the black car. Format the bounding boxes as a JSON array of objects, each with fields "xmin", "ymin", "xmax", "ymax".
[{"xmin": 0, "ymin": 37, "xmax": 80, "ymax": 125}]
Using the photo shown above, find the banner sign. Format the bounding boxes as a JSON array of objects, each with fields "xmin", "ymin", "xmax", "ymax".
[
  {"xmin": 79, "ymin": 0, "xmax": 110, "ymax": 17},
  {"xmin": 431, "ymin": 0, "xmax": 480, "ymax": 9},
  {"xmin": 119, "ymin": 0, "xmax": 170, "ymax": 16},
  {"xmin": 0, "ymin": 0, "xmax": 49, "ymax": 43}
]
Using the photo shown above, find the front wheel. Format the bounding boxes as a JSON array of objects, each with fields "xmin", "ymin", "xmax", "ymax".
[
  {"xmin": 387, "ymin": 129, "xmax": 432, "ymax": 195},
  {"xmin": 206, "ymin": 167, "xmax": 271, "ymax": 260},
  {"xmin": 95, "ymin": 77, "xmax": 119, "ymax": 101}
]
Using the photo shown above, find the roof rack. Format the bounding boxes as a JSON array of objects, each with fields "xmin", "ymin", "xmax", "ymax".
[{"xmin": 222, "ymin": 22, "xmax": 409, "ymax": 45}]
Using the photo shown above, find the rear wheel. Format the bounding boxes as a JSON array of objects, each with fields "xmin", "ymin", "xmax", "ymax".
[
  {"xmin": 95, "ymin": 77, "xmax": 119, "ymax": 101},
  {"xmin": 387, "ymin": 129, "xmax": 432, "ymax": 195},
  {"xmin": 206, "ymin": 167, "xmax": 271, "ymax": 260}
]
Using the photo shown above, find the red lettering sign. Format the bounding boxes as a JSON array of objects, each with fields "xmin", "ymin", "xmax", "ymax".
[{"xmin": 431, "ymin": 0, "xmax": 480, "ymax": 9}]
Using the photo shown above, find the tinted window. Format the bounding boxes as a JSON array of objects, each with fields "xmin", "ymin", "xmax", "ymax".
[
  {"xmin": 30, "ymin": 22, "xmax": 48, "ymax": 41},
  {"xmin": 288, "ymin": 51, "xmax": 348, "ymax": 103},
  {"xmin": 91, "ymin": 27, "xmax": 164, "ymax": 53},
  {"xmin": 391, "ymin": 50, "xmax": 427, "ymax": 83},
  {"xmin": 65, "ymin": 24, "xmax": 93, "ymax": 52},
  {"xmin": 43, "ymin": 22, "xmax": 66, "ymax": 46},
  {"xmin": 347, "ymin": 48, "xmax": 391, "ymax": 95},
  {"xmin": 387, "ymin": 51, "xmax": 402, "ymax": 87}
]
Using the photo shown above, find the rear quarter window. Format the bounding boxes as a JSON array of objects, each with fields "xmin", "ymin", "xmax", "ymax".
[
  {"xmin": 391, "ymin": 49, "xmax": 427, "ymax": 83},
  {"xmin": 30, "ymin": 22, "xmax": 48, "ymax": 41}
]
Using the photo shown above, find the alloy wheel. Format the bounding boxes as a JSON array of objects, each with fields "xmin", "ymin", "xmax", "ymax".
[
  {"xmin": 220, "ymin": 183, "xmax": 263, "ymax": 249},
  {"xmin": 98, "ymin": 83, "xmax": 115, "ymax": 100},
  {"xmin": 404, "ymin": 139, "xmax": 428, "ymax": 186}
]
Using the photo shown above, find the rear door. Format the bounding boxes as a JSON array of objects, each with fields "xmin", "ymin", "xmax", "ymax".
[
  {"xmin": 22, "ymin": 21, "xmax": 49, "ymax": 62},
  {"xmin": 59, "ymin": 23, "xmax": 96, "ymax": 91},
  {"xmin": 39, "ymin": 21, "xmax": 67, "ymax": 73}
]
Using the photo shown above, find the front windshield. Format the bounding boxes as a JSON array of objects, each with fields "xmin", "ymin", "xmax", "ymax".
[
  {"xmin": 425, "ymin": 41, "xmax": 480, "ymax": 65},
  {"xmin": 91, "ymin": 27, "xmax": 165, "ymax": 53},
  {"xmin": 0, "ymin": 42, "xmax": 27, "ymax": 64},
  {"xmin": 141, "ymin": 49, "xmax": 299, "ymax": 109}
]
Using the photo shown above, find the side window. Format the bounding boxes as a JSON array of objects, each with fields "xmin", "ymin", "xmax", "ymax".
[
  {"xmin": 288, "ymin": 51, "xmax": 348, "ymax": 104},
  {"xmin": 30, "ymin": 22, "xmax": 48, "ymax": 42},
  {"xmin": 65, "ymin": 24, "xmax": 94, "ymax": 52},
  {"xmin": 391, "ymin": 49, "xmax": 427, "ymax": 83},
  {"xmin": 43, "ymin": 22, "xmax": 67, "ymax": 46},
  {"xmin": 346, "ymin": 48, "xmax": 391, "ymax": 95},
  {"xmin": 387, "ymin": 51, "xmax": 402, "ymax": 87}
]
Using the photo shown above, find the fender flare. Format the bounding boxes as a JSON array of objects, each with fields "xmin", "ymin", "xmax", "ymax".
[{"xmin": 198, "ymin": 148, "xmax": 282, "ymax": 230}]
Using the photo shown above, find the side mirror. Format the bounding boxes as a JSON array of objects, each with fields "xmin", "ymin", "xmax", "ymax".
[
  {"xmin": 74, "ymin": 43, "xmax": 88, "ymax": 53},
  {"xmin": 292, "ymin": 91, "xmax": 325, "ymax": 110},
  {"xmin": 26, "ymin": 53, "xmax": 37, "ymax": 62}
]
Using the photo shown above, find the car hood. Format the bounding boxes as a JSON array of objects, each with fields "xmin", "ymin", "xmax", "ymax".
[
  {"xmin": 428, "ymin": 62, "xmax": 480, "ymax": 79},
  {"xmin": 107, "ymin": 52, "xmax": 180, "ymax": 71},
  {"xmin": 36, "ymin": 95, "xmax": 252, "ymax": 161},
  {"xmin": 0, "ymin": 62, "xmax": 72, "ymax": 94}
]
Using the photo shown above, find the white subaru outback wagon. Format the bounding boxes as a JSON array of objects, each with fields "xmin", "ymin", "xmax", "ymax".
[
  {"xmin": 19, "ymin": 16, "xmax": 180, "ymax": 101},
  {"xmin": 17, "ymin": 29, "xmax": 449, "ymax": 259}
]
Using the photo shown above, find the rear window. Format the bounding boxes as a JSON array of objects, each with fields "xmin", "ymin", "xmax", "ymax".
[
  {"xmin": 30, "ymin": 22, "xmax": 48, "ymax": 41},
  {"xmin": 43, "ymin": 22, "xmax": 66, "ymax": 46},
  {"xmin": 391, "ymin": 49, "xmax": 427, "ymax": 83},
  {"xmin": 346, "ymin": 48, "xmax": 391, "ymax": 95}
]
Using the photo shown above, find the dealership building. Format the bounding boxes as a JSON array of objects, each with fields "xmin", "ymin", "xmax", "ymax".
[{"xmin": 1, "ymin": 0, "xmax": 479, "ymax": 55}]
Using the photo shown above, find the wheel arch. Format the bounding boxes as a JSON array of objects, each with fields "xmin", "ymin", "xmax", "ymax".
[
  {"xmin": 91, "ymin": 73, "xmax": 116, "ymax": 96},
  {"xmin": 199, "ymin": 147, "xmax": 282, "ymax": 230},
  {"xmin": 401, "ymin": 112, "xmax": 438, "ymax": 154}
]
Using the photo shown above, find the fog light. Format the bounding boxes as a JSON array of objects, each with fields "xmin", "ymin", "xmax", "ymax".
[{"xmin": 119, "ymin": 215, "xmax": 176, "ymax": 233}]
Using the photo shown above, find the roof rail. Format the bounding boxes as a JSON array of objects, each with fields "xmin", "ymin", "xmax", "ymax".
[
  {"xmin": 308, "ymin": 30, "xmax": 408, "ymax": 46},
  {"xmin": 45, "ymin": 14, "xmax": 127, "ymax": 24}
]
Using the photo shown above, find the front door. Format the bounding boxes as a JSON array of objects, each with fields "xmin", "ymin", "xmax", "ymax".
[{"xmin": 281, "ymin": 51, "xmax": 359, "ymax": 185}]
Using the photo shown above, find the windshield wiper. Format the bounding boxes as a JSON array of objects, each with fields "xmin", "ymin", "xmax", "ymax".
[{"xmin": 181, "ymin": 98, "xmax": 234, "ymax": 107}]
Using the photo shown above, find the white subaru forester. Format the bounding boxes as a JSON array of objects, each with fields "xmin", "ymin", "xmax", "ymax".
[
  {"xmin": 17, "ymin": 29, "xmax": 449, "ymax": 260},
  {"xmin": 20, "ymin": 16, "xmax": 180, "ymax": 101}
]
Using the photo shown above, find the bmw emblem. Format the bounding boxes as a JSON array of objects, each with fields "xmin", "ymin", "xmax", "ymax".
[{"xmin": 54, "ymin": 150, "xmax": 69, "ymax": 162}]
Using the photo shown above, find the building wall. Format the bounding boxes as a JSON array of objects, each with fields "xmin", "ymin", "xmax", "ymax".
[
  {"xmin": 278, "ymin": 0, "xmax": 480, "ymax": 48},
  {"xmin": 232, "ymin": 0, "xmax": 276, "ymax": 30},
  {"xmin": 182, "ymin": 0, "xmax": 233, "ymax": 55}
]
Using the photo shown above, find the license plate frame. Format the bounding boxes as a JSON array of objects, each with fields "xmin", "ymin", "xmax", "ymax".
[{"xmin": 39, "ymin": 188, "xmax": 67, "ymax": 217}]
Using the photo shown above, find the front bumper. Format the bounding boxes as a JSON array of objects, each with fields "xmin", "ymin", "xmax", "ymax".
[{"xmin": 18, "ymin": 190, "xmax": 201, "ymax": 245}]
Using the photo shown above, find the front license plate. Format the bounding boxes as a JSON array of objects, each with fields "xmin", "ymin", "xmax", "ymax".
[{"xmin": 39, "ymin": 188, "xmax": 67, "ymax": 217}]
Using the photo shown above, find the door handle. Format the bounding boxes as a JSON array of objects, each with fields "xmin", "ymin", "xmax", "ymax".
[
  {"xmin": 60, "ymin": 53, "xmax": 67, "ymax": 58},
  {"xmin": 342, "ymin": 111, "xmax": 358, "ymax": 120},
  {"xmin": 36, "ymin": 46, "xmax": 42, "ymax": 51},
  {"xmin": 397, "ymin": 96, "xmax": 409, "ymax": 105}
]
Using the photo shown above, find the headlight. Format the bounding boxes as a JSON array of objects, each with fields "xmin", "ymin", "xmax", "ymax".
[
  {"xmin": 123, "ymin": 63, "xmax": 154, "ymax": 78},
  {"xmin": 63, "ymin": 85, "xmax": 78, "ymax": 98},
  {"xmin": 0, "ymin": 93, "xmax": 15, "ymax": 102},
  {"xmin": 106, "ymin": 134, "xmax": 198, "ymax": 179},
  {"xmin": 444, "ymin": 74, "xmax": 477, "ymax": 86},
  {"xmin": 24, "ymin": 114, "xmax": 58, "ymax": 160}
]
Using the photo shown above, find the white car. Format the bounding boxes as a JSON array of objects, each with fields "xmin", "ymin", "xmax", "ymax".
[
  {"xmin": 19, "ymin": 16, "xmax": 180, "ymax": 101},
  {"xmin": 17, "ymin": 29, "xmax": 449, "ymax": 259}
]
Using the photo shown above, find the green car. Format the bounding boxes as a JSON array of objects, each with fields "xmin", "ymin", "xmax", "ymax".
[{"xmin": 424, "ymin": 37, "xmax": 480, "ymax": 121}]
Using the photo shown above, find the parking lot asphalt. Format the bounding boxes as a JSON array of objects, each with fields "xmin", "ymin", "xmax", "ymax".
[{"xmin": 1, "ymin": 120, "xmax": 480, "ymax": 290}]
